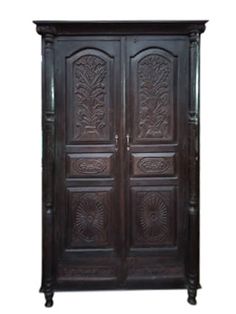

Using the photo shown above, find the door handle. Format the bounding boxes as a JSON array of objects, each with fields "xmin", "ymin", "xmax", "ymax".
[
  {"xmin": 126, "ymin": 134, "xmax": 130, "ymax": 151},
  {"xmin": 115, "ymin": 134, "xmax": 119, "ymax": 152}
]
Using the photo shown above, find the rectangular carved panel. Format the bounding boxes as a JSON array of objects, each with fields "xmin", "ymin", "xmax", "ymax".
[
  {"xmin": 131, "ymin": 186, "xmax": 176, "ymax": 247},
  {"xmin": 67, "ymin": 49, "xmax": 114, "ymax": 144},
  {"xmin": 130, "ymin": 48, "xmax": 176, "ymax": 143},
  {"xmin": 57, "ymin": 262, "xmax": 116, "ymax": 280},
  {"xmin": 126, "ymin": 257, "xmax": 184, "ymax": 279},
  {"xmin": 131, "ymin": 153, "xmax": 175, "ymax": 177},
  {"xmin": 66, "ymin": 153, "xmax": 113, "ymax": 177},
  {"xmin": 67, "ymin": 187, "xmax": 113, "ymax": 248}
]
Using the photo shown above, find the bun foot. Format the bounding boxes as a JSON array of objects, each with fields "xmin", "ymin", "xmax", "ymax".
[
  {"xmin": 45, "ymin": 299, "xmax": 53, "ymax": 307},
  {"xmin": 44, "ymin": 292, "xmax": 54, "ymax": 307},
  {"xmin": 187, "ymin": 286, "xmax": 197, "ymax": 305},
  {"xmin": 187, "ymin": 296, "xmax": 197, "ymax": 305},
  {"xmin": 187, "ymin": 275, "xmax": 197, "ymax": 305}
]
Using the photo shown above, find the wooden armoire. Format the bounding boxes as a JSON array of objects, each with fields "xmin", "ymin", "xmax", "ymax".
[{"xmin": 34, "ymin": 20, "xmax": 207, "ymax": 307}]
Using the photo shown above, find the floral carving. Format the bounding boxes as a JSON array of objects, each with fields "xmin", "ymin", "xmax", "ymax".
[
  {"xmin": 136, "ymin": 192, "xmax": 169, "ymax": 244},
  {"xmin": 137, "ymin": 157, "xmax": 170, "ymax": 174},
  {"xmin": 73, "ymin": 55, "xmax": 108, "ymax": 140},
  {"xmin": 71, "ymin": 192, "xmax": 108, "ymax": 245},
  {"xmin": 71, "ymin": 159, "xmax": 106, "ymax": 175},
  {"xmin": 137, "ymin": 54, "xmax": 172, "ymax": 140}
]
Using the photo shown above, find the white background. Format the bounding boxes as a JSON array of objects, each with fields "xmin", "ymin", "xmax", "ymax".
[{"xmin": 0, "ymin": 0, "xmax": 235, "ymax": 313}]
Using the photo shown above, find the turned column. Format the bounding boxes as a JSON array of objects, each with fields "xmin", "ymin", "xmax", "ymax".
[
  {"xmin": 187, "ymin": 30, "xmax": 201, "ymax": 305},
  {"xmin": 37, "ymin": 25, "xmax": 56, "ymax": 307}
]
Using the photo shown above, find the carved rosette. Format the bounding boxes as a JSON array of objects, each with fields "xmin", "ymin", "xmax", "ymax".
[
  {"xmin": 71, "ymin": 192, "xmax": 108, "ymax": 246},
  {"xmin": 136, "ymin": 192, "xmax": 169, "ymax": 244}
]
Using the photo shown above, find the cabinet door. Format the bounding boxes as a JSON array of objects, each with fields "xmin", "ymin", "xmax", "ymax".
[
  {"xmin": 125, "ymin": 37, "xmax": 189, "ymax": 285},
  {"xmin": 54, "ymin": 38, "xmax": 122, "ymax": 288}
]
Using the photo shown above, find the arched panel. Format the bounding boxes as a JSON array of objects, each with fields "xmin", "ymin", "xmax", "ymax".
[
  {"xmin": 66, "ymin": 49, "xmax": 113, "ymax": 143},
  {"xmin": 130, "ymin": 48, "xmax": 176, "ymax": 143}
]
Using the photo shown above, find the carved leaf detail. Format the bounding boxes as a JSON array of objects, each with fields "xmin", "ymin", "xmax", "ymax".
[
  {"xmin": 137, "ymin": 54, "xmax": 171, "ymax": 139},
  {"xmin": 73, "ymin": 55, "xmax": 108, "ymax": 140},
  {"xmin": 71, "ymin": 192, "xmax": 108, "ymax": 244},
  {"xmin": 136, "ymin": 192, "xmax": 169, "ymax": 243}
]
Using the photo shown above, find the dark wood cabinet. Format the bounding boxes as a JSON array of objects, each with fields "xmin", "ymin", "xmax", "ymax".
[{"xmin": 34, "ymin": 20, "xmax": 207, "ymax": 307}]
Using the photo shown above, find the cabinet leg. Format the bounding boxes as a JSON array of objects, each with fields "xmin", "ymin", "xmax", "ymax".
[
  {"xmin": 187, "ymin": 276, "xmax": 197, "ymax": 305},
  {"xmin": 44, "ymin": 292, "xmax": 54, "ymax": 307},
  {"xmin": 187, "ymin": 288, "xmax": 197, "ymax": 305}
]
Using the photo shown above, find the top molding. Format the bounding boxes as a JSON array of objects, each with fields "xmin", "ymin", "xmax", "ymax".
[{"xmin": 33, "ymin": 20, "xmax": 208, "ymax": 36}]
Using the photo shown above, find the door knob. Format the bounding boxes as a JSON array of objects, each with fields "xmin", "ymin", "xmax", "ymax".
[
  {"xmin": 115, "ymin": 134, "xmax": 119, "ymax": 152},
  {"xmin": 126, "ymin": 134, "xmax": 130, "ymax": 151}
]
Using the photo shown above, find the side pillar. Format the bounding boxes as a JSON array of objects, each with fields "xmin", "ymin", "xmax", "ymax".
[
  {"xmin": 187, "ymin": 30, "xmax": 201, "ymax": 305},
  {"xmin": 37, "ymin": 25, "xmax": 56, "ymax": 307}
]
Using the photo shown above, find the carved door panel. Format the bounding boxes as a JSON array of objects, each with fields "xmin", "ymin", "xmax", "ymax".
[
  {"xmin": 54, "ymin": 38, "xmax": 122, "ymax": 287},
  {"xmin": 124, "ymin": 37, "xmax": 189, "ymax": 284}
]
